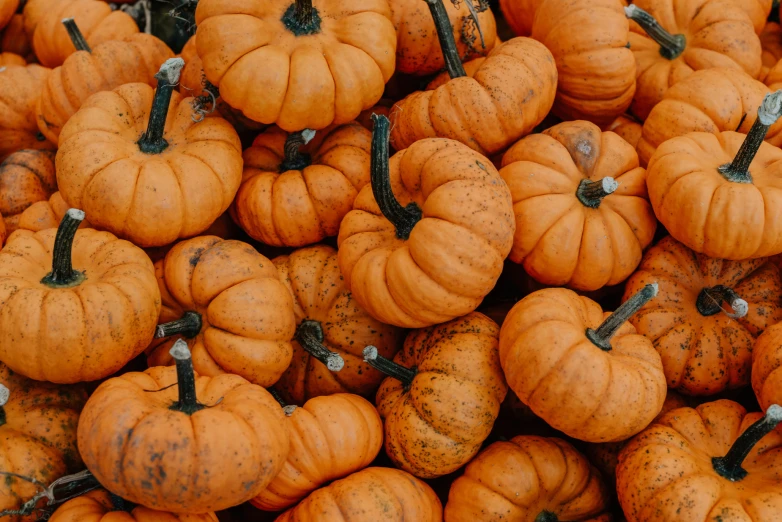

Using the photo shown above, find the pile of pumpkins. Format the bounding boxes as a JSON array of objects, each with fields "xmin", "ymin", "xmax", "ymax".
[{"xmin": 2, "ymin": 0, "xmax": 782, "ymax": 520}]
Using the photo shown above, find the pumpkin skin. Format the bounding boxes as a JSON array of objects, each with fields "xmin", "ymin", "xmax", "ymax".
[
  {"xmin": 275, "ymin": 467, "xmax": 442, "ymax": 522},
  {"xmin": 742, "ymin": 0, "xmax": 773, "ymax": 34},
  {"xmin": 444, "ymin": 436, "xmax": 611, "ymax": 522},
  {"xmin": 0, "ymin": 0, "xmax": 16, "ymax": 31},
  {"xmin": 752, "ymin": 322, "xmax": 782, "ymax": 411},
  {"xmin": 272, "ymin": 245, "xmax": 403, "ymax": 405},
  {"xmin": 0, "ymin": 52, "xmax": 24, "ymax": 66},
  {"xmin": 603, "ymin": 114, "xmax": 642, "ymax": 148},
  {"xmin": 15, "ymin": 192, "xmax": 92, "ymax": 233},
  {"xmin": 0, "ymin": 15, "xmax": 32, "ymax": 61},
  {"xmin": 194, "ymin": 0, "xmax": 396, "ymax": 132},
  {"xmin": 233, "ymin": 123, "xmax": 372, "ymax": 247},
  {"xmin": 617, "ymin": 400, "xmax": 782, "ymax": 522},
  {"xmin": 0, "ymin": 65, "xmax": 54, "ymax": 163},
  {"xmin": 760, "ymin": 22, "xmax": 782, "ymax": 80},
  {"xmin": 252, "ymin": 393, "xmax": 383, "ymax": 511},
  {"xmin": 499, "ymin": 120, "xmax": 656, "ymax": 291},
  {"xmin": 55, "ymin": 81, "xmax": 243, "ymax": 248},
  {"xmin": 0, "ymin": 213, "xmax": 4, "ymax": 247},
  {"xmin": 499, "ymin": 0, "xmax": 541, "ymax": 36},
  {"xmin": 146, "ymin": 236, "xmax": 297, "ymax": 387},
  {"xmin": 0, "ymin": 149, "xmax": 57, "ymax": 234},
  {"xmin": 49, "ymin": 490, "xmax": 219, "ymax": 522}
]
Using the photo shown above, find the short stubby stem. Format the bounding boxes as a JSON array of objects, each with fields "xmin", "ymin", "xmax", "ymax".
[
  {"xmin": 62, "ymin": 18, "xmax": 91, "ymax": 52},
  {"xmin": 40, "ymin": 209, "xmax": 86, "ymax": 288},
  {"xmin": 279, "ymin": 129, "xmax": 315, "ymax": 172},
  {"xmin": 535, "ymin": 511, "xmax": 559, "ymax": 522},
  {"xmin": 624, "ymin": 5, "xmax": 686, "ymax": 60},
  {"xmin": 155, "ymin": 311, "xmax": 203, "ymax": 339},
  {"xmin": 295, "ymin": 319, "xmax": 345, "ymax": 372},
  {"xmin": 586, "ymin": 283, "xmax": 658, "ymax": 351},
  {"xmin": 168, "ymin": 339, "xmax": 206, "ymax": 415},
  {"xmin": 425, "ymin": 0, "xmax": 467, "ymax": 79},
  {"xmin": 696, "ymin": 286, "xmax": 748, "ymax": 318},
  {"xmin": 713, "ymin": 404, "xmax": 782, "ymax": 481},
  {"xmin": 137, "ymin": 58, "xmax": 185, "ymax": 155},
  {"xmin": 576, "ymin": 177, "xmax": 618, "ymax": 209},
  {"xmin": 281, "ymin": 0, "xmax": 322, "ymax": 36},
  {"xmin": 363, "ymin": 345, "xmax": 417, "ymax": 390}
]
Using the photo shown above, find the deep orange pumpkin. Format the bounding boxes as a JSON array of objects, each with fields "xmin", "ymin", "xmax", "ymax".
[
  {"xmin": 0, "ymin": 0, "xmax": 17, "ymax": 31},
  {"xmin": 0, "ymin": 149, "xmax": 57, "ymax": 234},
  {"xmin": 0, "ymin": 15, "xmax": 32, "ymax": 61},
  {"xmin": 752, "ymin": 322, "xmax": 782, "ymax": 412},
  {"xmin": 15, "ymin": 192, "xmax": 91, "ymax": 233}
]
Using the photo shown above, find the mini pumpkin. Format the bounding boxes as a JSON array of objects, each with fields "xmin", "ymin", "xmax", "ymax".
[
  {"xmin": 0, "ymin": 15, "xmax": 32, "ymax": 61},
  {"xmin": 742, "ymin": 0, "xmax": 773, "ymax": 34},
  {"xmin": 338, "ymin": 115, "xmax": 515, "ymax": 328},
  {"xmin": 751, "ymin": 322, "xmax": 782, "ymax": 411},
  {"xmin": 603, "ymin": 114, "xmax": 642, "ymax": 148},
  {"xmin": 0, "ymin": 210, "xmax": 160, "ymax": 383},
  {"xmin": 0, "ymin": 149, "xmax": 57, "ymax": 234},
  {"xmin": 0, "ymin": 52, "xmax": 23, "ymax": 66},
  {"xmin": 55, "ymin": 58, "xmax": 243, "ymax": 247},
  {"xmin": 499, "ymin": 0, "xmax": 541, "ymax": 36},
  {"xmin": 15, "ymin": 192, "xmax": 91, "ymax": 233},
  {"xmin": 78, "ymin": 341, "xmax": 290, "ymax": 513},
  {"xmin": 760, "ymin": 22, "xmax": 782, "ymax": 80},
  {"xmin": 0, "ymin": 65, "xmax": 54, "ymax": 163},
  {"xmin": 49, "ymin": 489, "xmax": 219, "ymax": 522},
  {"xmin": 0, "ymin": 0, "xmax": 16, "ymax": 31}
]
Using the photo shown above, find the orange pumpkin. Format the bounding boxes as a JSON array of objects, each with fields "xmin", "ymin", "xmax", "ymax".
[
  {"xmin": 444, "ymin": 436, "xmax": 611, "ymax": 522},
  {"xmin": 232, "ymin": 123, "xmax": 372, "ymax": 247},
  {"xmin": 499, "ymin": 0, "xmax": 541, "ymax": 36},
  {"xmin": 499, "ymin": 120, "xmax": 656, "ymax": 291},
  {"xmin": 0, "ymin": 0, "xmax": 17, "ymax": 31},
  {"xmin": 761, "ymin": 22, "xmax": 782, "ymax": 80},
  {"xmin": 0, "ymin": 149, "xmax": 57, "ymax": 234},
  {"xmin": 0, "ymin": 52, "xmax": 23, "ymax": 66},
  {"xmin": 0, "ymin": 210, "xmax": 160, "ymax": 383},
  {"xmin": 751, "ymin": 322, "xmax": 782, "ymax": 411},
  {"xmin": 0, "ymin": 15, "xmax": 32, "ymax": 61},
  {"xmin": 15, "ymin": 192, "xmax": 91, "ymax": 233},
  {"xmin": 21, "ymin": 0, "xmax": 49, "ymax": 37},
  {"xmin": 55, "ymin": 58, "xmax": 243, "ymax": 247},
  {"xmin": 0, "ymin": 65, "xmax": 54, "ymax": 163},
  {"xmin": 0, "ymin": 212, "xmax": 4, "ymax": 247},
  {"xmin": 743, "ymin": 0, "xmax": 773, "ymax": 34},
  {"xmin": 49, "ymin": 489, "xmax": 219, "ymax": 522},
  {"xmin": 338, "ymin": 115, "xmax": 515, "ymax": 328},
  {"xmin": 603, "ymin": 114, "xmax": 642, "ymax": 148}
]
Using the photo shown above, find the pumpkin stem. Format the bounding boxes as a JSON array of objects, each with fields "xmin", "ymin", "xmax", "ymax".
[
  {"xmin": 0, "ymin": 384, "xmax": 8, "ymax": 427},
  {"xmin": 363, "ymin": 345, "xmax": 417, "ymax": 389},
  {"xmin": 282, "ymin": 0, "xmax": 322, "ymax": 36},
  {"xmin": 168, "ymin": 339, "xmax": 206, "ymax": 415},
  {"xmin": 0, "ymin": 470, "xmax": 100, "ymax": 518},
  {"xmin": 586, "ymin": 283, "xmax": 658, "ymax": 351},
  {"xmin": 576, "ymin": 177, "xmax": 618, "ymax": 209},
  {"xmin": 62, "ymin": 18, "xmax": 90, "ymax": 52},
  {"xmin": 267, "ymin": 387, "xmax": 287, "ymax": 407},
  {"xmin": 279, "ymin": 129, "xmax": 316, "ymax": 172},
  {"xmin": 426, "ymin": 0, "xmax": 467, "ymax": 78},
  {"xmin": 155, "ymin": 311, "xmax": 203, "ymax": 339},
  {"xmin": 712, "ymin": 404, "xmax": 782, "ymax": 481},
  {"xmin": 109, "ymin": 494, "xmax": 133, "ymax": 513},
  {"xmin": 696, "ymin": 286, "xmax": 748, "ymax": 319},
  {"xmin": 535, "ymin": 512, "xmax": 559, "ymax": 522},
  {"xmin": 40, "ymin": 209, "xmax": 86, "ymax": 289},
  {"xmin": 137, "ymin": 58, "xmax": 185, "ymax": 155},
  {"xmin": 370, "ymin": 114, "xmax": 422, "ymax": 240},
  {"xmin": 624, "ymin": 5, "xmax": 686, "ymax": 60},
  {"xmin": 295, "ymin": 320, "xmax": 345, "ymax": 372},
  {"xmin": 718, "ymin": 91, "xmax": 782, "ymax": 183}
]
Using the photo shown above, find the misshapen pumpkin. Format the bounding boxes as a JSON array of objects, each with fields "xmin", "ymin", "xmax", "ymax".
[
  {"xmin": 0, "ymin": 149, "xmax": 56, "ymax": 234},
  {"xmin": 49, "ymin": 489, "xmax": 219, "ymax": 522},
  {"xmin": 0, "ymin": 65, "xmax": 54, "ymax": 163},
  {"xmin": 15, "ymin": 192, "xmax": 91, "ymax": 233}
]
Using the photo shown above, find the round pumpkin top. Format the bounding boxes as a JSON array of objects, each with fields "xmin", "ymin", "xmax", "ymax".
[{"xmin": 49, "ymin": 489, "xmax": 219, "ymax": 522}]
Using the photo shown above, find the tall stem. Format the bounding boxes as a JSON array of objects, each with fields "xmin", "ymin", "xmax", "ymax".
[
  {"xmin": 168, "ymin": 340, "xmax": 205, "ymax": 415},
  {"xmin": 712, "ymin": 404, "xmax": 782, "ymax": 481},
  {"xmin": 155, "ymin": 311, "xmax": 202, "ymax": 339},
  {"xmin": 363, "ymin": 345, "xmax": 417, "ymax": 389},
  {"xmin": 62, "ymin": 18, "xmax": 90, "ymax": 52},
  {"xmin": 295, "ymin": 320, "xmax": 344, "ymax": 372},
  {"xmin": 425, "ymin": 0, "xmax": 467, "ymax": 78},
  {"xmin": 624, "ymin": 5, "xmax": 686, "ymax": 60},
  {"xmin": 279, "ymin": 129, "xmax": 315, "ymax": 172},
  {"xmin": 370, "ymin": 114, "xmax": 422, "ymax": 240},
  {"xmin": 696, "ymin": 286, "xmax": 748, "ymax": 319},
  {"xmin": 576, "ymin": 177, "xmax": 618, "ymax": 209},
  {"xmin": 586, "ymin": 283, "xmax": 658, "ymax": 351},
  {"xmin": 40, "ymin": 209, "xmax": 86, "ymax": 288},
  {"xmin": 281, "ymin": 0, "xmax": 322, "ymax": 36},
  {"xmin": 137, "ymin": 58, "xmax": 185, "ymax": 154}
]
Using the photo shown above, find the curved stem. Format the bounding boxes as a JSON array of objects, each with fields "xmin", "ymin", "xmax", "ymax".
[
  {"xmin": 295, "ymin": 320, "xmax": 344, "ymax": 372},
  {"xmin": 713, "ymin": 404, "xmax": 782, "ymax": 481},
  {"xmin": 624, "ymin": 5, "xmax": 686, "ymax": 60},
  {"xmin": 155, "ymin": 311, "xmax": 202, "ymax": 339},
  {"xmin": 168, "ymin": 340, "xmax": 205, "ymax": 415},
  {"xmin": 137, "ymin": 58, "xmax": 185, "ymax": 154},
  {"xmin": 62, "ymin": 18, "xmax": 90, "ymax": 52},
  {"xmin": 370, "ymin": 114, "xmax": 422, "ymax": 240},
  {"xmin": 425, "ymin": 0, "xmax": 467, "ymax": 78},
  {"xmin": 281, "ymin": 0, "xmax": 321, "ymax": 35},
  {"xmin": 363, "ymin": 345, "xmax": 417, "ymax": 389},
  {"xmin": 696, "ymin": 286, "xmax": 748, "ymax": 318},
  {"xmin": 576, "ymin": 177, "xmax": 618, "ymax": 209},
  {"xmin": 40, "ymin": 209, "xmax": 86, "ymax": 288},
  {"xmin": 586, "ymin": 283, "xmax": 658, "ymax": 351},
  {"xmin": 279, "ymin": 129, "xmax": 315, "ymax": 172}
]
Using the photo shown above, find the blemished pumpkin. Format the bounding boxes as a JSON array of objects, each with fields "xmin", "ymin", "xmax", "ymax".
[
  {"xmin": 500, "ymin": 284, "xmax": 667, "ymax": 442},
  {"xmin": 252, "ymin": 392, "xmax": 382, "ymax": 511},
  {"xmin": 272, "ymin": 245, "xmax": 403, "ymax": 405},
  {"xmin": 617, "ymin": 400, "xmax": 782, "ymax": 522},
  {"xmin": 0, "ymin": 52, "xmax": 23, "ymax": 66},
  {"xmin": 0, "ymin": 64, "xmax": 54, "ymax": 163},
  {"xmin": 146, "ymin": 235, "xmax": 296, "ymax": 387},
  {"xmin": 0, "ymin": 0, "xmax": 17, "ymax": 31},
  {"xmin": 760, "ymin": 22, "xmax": 782, "ymax": 80},
  {"xmin": 390, "ymin": 0, "xmax": 556, "ymax": 156},
  {"xmin": 232, "ymin": 123, "xmax": 372, "ymax": 247},
  {"xmin": 338, "ymin": 115, "xmax": 515, "ymax": 328},
  {"xmin": 78, "ymin": 340, "xmax": 291, "ymax": 513},
  {"xmin": 499, "ymin": 0, "xmax": 541, "ymax": 36},
  {"xmin": 444, "ymin": 436, "xmax": 611, "ymax": 522},
  {"xmin": 0, "ymin": 210, "xmax": 160, "ymax": 383},
  {"xmin": 36, "ymin": 20, "xmax": 174, "ymax": 145},
  {"xmin": 15, "ymin": 192, "xmax": 91, "ymax": 233},
  {"xmin": 366, "ymin": 312, "xmax": 507, "ymax": 478},
  {"xmin": 194, "ymin": 0, "xmax": 396, "ymax": 132},
  {"xmin": 275, "ymin": 467, "xmax": 442, "ymax": 522},
  {"xmin": 0, "ymin": 149, "xmax": 57, "ymax": 234},
  {"xmin": 499, "ymin": 120, "xmax": 656, "ymax": 291},
  {"xmin": 625, "ymin": 1, "xmax": 762, "ymax": 121},
  {"xmin": 0, "ymin": 15, "xmax": 32, "ymax": 61},
  {"xmin": 646, "ymin": 91, "xmax": 782, "ymax": 259},
  {"xmin": 55, "ymin": 58, "xmax": 243, "ymax": 248},
  {"xmin": 49, "ymin": 489, "xmax": 219, "ymax": 522},
  {"xmin": 623, "ymin": 235, "xmax": 782, "ymax": 395},
  {"xmin": 751, "ymin": 322, "xmax": 782, "ymax": 411}
]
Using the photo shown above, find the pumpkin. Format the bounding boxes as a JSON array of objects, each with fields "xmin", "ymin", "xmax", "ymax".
[
  {"xmin": 365, "ymin": 312, "xmax": 507, "ymax": 478},
  {"xmin": 78, "ymin": 340, "xmax": 290, "ymax": 513},
  {"xmin": 761, "ymin": 22, "xmax": 782, "ymax": 80},
  {"xmin": 764, "ymin": 55, "xmax": 782, "ymax": 91},
  {"xmin": 625, "ymin": 1, "xmax": 762, "ymax": 121},
  {"xmin": 252, "ymin": 392, "xmax": 382, "ymax": 511},
  {"xmin": 272, "ymin": 245, "xmax": 403, "ymax": 405},
  {"xmin": 0, "ymin": 149, "xmax": 57, "ymax": 234},
  {"xmin": 389, "ymin": 0, "xmax": 556, "ymax": 156},
  {"xmin": 275, "ymin": 467, "xmax": 442, "ymax": 522},
  {"xmin": 233, "ymin": 123, "xmax": 372, "ymax": 247},
  {"xmin": 0, "ymin": 52, "xmax": 23, "ymax": 66},
  {"xmin": 338, "ymin": 115, "xmax": 515, "ymax": 328},
  {"xmin": 742, "ymin": 0, "xmax": 773, "ymax": 34},
  {"xmin": 35, "ymin": 20, "xmax": 174, "ymax": 145},
  {"xmin": 390, "ymin": 0, "xmax": 496, "ymax": 75},
  {"xmin": 0, "ymin": 65, "xmax": 54, "ymax": 163},
  {"xmin": 500, "ymin": 284, "xmax": 667, "ymax": 442},
  {"xmin": 617, "ymin": 400, "xmax": 782, "ymax": 521},
  {"xmin": 146, "ymin": 235, "xmax": 296, "ymax": 387},
  {"xmin": 0, "ymin": 15, "xmax": 32, "ymax": 61},
  {"xmin": 751, "ymin": 322, "xmax": 782, "ymax": 411},
  {"xmin": 21, "ymin": 0, "xmax": 51, "ymax": 37},
  {"xmin": 55, "ymin": 58, "xmax": 243, "ymax": 247},
  {"xmin": 444, "ymin": 435, "xmax": 611, "ymax": 522},
  {"xmin": 15, "ymin": 192, "xmax": 91, "ymax": 233},
  {"xmin": 646, "ymin": 92, "xmax": 782, "ymax": 259},
  {"xmin": 603, "ymin": 114, "xmax": 642, "ymax": 148},
  {"xmin": 0, "ymin": 210, "xmax": 160, "ymax": 383},
  {"xmin": 623, "ymin": 235, "xmax": 782, "ymax": 395},
  {"xmin": 49, "ymin": 489, "xmax": 219, "ymax": 522},
  {"xmin": 0, "ymin": 0, "xmax": 16, "ymax": 31},
  {"xmin": 194, "ymin": 0, "xmax": 396, "ymax": 132},
  {"xmin": 32, "ymin": 0, "xmax": 138, "ymax": 67},
  {"xmin": 499, "ymin": 120, "xmax": 656, "ymax": 291},
  {"xmin": 0, "ymin": 213, "xmax": 4, "ymax": 247},
  {"xmin": 499, "ymin": 0, "xmax": 541, "ymax": 36},
  {"xmin": 638, "ymin": 68, "xmax": 782, "ymax": 166},
  {"xmin": 0, "ymin": 363, "xmax": 87, "ymax": 518}
]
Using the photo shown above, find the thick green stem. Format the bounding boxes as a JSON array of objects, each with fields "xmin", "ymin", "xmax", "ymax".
[
  {"xmin": 168, "ymin": 340, "xmax": 205, "ymax": 415},
  {"xmin": 281, "ymin": 0, "xmax": 321, "ymax": 36},
  {"xmin": 425, "ymin": 0, "xmax": 467, "ymax": 78},
  {"xmin": 279, "ymin": 129, "xmax": 315, "ymax": 172},
  {"xmin": 363, "ymin": 345, "xmax": 417, "ymax": 389},
  {"xmin": 586, "ymin": 283, "xmax": 658, "ymax": 351},
  {"xmin": 624, "ymin": 5, "xmax": 686, "ymax": 60},
  {"xmin": 155, "ymin": 311, "xmax": 202, "ymax": 339},
  {"xmin": 576, "ymin": 177, "xmax": 618, "ymax": 209},
  {"xmin": 40, "ymin": 209, "xmax": 86, "ymax": 288},
  {"xmin": 138, "ymin": 58, "xmax": 185, "ymax": 154},
  {"xmin": 696, "ymin": 286, "xmax": 748, "ymax": 318},
  {"xmin": 713, "ymin": 404, "xmax": 782, "ymax": 481},
  {"xmin": 62, "ymin": 18, "xmax": 90, "ymax": 52},
  {"xmin": 535, "ymin": 512, "xmax": 559, "ymax": 522},
  {"xmin": 295, "ymin": 320, "xmax": 344, "ymax": 372}
]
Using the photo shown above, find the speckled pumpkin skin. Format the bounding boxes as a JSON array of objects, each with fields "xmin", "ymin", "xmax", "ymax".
[
  {"xmin": 617, "ymin": 400, "xmax": 782, "ymax": 522},
  {"xmin": 49, "ymin": 489, "xmax": 219, "ymax": 522},
  {"xmin": 0, "ymin": 65, "xmax": 55, "ymax": 163},
  {"xmin": 77, "ymin": 365, "xmax": 290, "ymax": 514},
  {"xmin": 375, "ymin": 312, "xmax": 508, "ymax": 479},
  {"xmin": 0, "ymin": 150, "xmax": 57, "ymax": 234}
]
